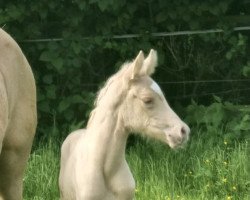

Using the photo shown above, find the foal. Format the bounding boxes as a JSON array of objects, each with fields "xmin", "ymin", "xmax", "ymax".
[{"xmin": 59, "ymin": 49, "xmax": 190, "ymax": 200}]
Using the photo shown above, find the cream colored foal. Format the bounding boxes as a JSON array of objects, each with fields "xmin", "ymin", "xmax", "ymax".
[{"xmin": 59, "ymin": 49, "xmax": 190, "ymax": 200}]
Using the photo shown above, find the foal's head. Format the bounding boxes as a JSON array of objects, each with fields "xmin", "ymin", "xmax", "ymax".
[{"xmin": 119, "ymin": 49, "xmax": 190, "ymax": 148}]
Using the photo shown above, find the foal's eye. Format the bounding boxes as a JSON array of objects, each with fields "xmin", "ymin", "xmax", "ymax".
[{"xmin": 142, "ymin": 97, "xmax": 154, "ymax": 105}]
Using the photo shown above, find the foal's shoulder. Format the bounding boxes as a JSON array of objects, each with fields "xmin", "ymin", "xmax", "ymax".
[{"xmin": 64, "ymin": 129, "xmax": 85, "ymax": 144}]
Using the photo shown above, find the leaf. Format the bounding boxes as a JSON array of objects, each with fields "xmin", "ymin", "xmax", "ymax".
[
  {"xmin": 233, "ymin": 114, "xmax": 250, "ymax": 131},
  {"xmin": 72, "ymin": 42, "xmax": 81, "ymax": 54},
  {"xmin": 37, "ymin": 93, "xmax": 45, "ymax": 102},
  {"xmin": 213, "ymin": 95, "xmax": 222, "ymax": 103},
  {"xmin": 225, "ymin": 51, "xmax": 233, "ymax": 60},
  {"xmin": 51, "ymin": 57, "xmax": 63, "ymax": 70},
  {"xmin": 39, "ymin": 8, "xmax": 47, "ymax": 19},
  {"xmin": 190, "ymin": 21, "xmax": 199, "ymax": 29},
  {"xmin": 210, "ymin": 6, "xmax": 220, "ymax": 15},
  {"xmin": 238, "ymin": 34, "xmax": 245, "ymax": 46},
  {"xmin": 64, "ymin": 110, "xmax": 74, "ymax": 121},
  {"xmin": 71, "ymin": 95, "xmax": 84, "ymax": 104},
  {"xmin": 78, "ymin": 2, "xmax": 86, "ymax": 10},
  {"xmin": 39, "ymin": 51, "xmax": 52, "ymax": 62},
  {"xmin": 8, "ymin": 5, "xmax": 23, "ymax": 19},
  {"xmin": 155, "ymin": 12, "xmax": 167, "ymax": 23},
  {"xmin": 243, "ymin": 66, "xmax": 250, "ymax": 77},
  {"xmin": 46, "ymin": 86, "xmax": 56, "ymax": 99},
  {"xmin": 219, "ymin": 2, "xmax": 228, "ymax": 13},
  {"xmin": 94, "ymin": 37, "xmax": 103, "ymax": 45},
  {"xmin": 128, "ymin": 4, "xmax": 136, "ymax": 15},
  {"xmin": 98, "ymin": 1, "xmax": 109, "ymax": 11},
  {"xmin": 58, "ymin": 100, "xmax": 71, "ymax": 113},
  {"xmin": 167, "ymin": 24, "xmax": 175, "ymax": 31},
  {"xmin": 105, "ymin": 41, "xmax": 112, "ymax": 49},
  {"xmin": 49, "ymin": 2, "xmax": 56, "ymax": 9},
  {"xmin": 89, "ymin": 0, "xmax": 98, "ymax": 4},
  {"xmin": 43, "ymin": 74, "xmax": 53, "ymax": 84},
  {"xmin": 38, "ymin": 101, "xmax": 50, "ymax": 113},
  {"xmin": 169, "ymin": 11, "xmax": 177, "ymax": 20}
]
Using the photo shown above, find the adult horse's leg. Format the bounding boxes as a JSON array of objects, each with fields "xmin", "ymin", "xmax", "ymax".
[
  {"xmin": 0, "ymin": 72, "xmax": 8, "ymax": 155},
  {"xmin": 0, "ymin": 148, "xmax": 25, "ymax": 200},
  {"xmin": 0, "ymin": 105, "xmax": 36, "ymax": 200},
  {"xmin": 0, "ymin": 71, "xmax": 10, "ymax": 199}
]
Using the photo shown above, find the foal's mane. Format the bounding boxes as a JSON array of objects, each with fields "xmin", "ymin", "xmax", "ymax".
[{"xmin": 87, "ymin": 62, "xmax": 130, "ymax": 127}]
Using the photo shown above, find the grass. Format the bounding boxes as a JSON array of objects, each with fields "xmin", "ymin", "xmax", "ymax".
[{"xmin": 23, "ymin": 130, "xmax": 249, "ymax": 200}]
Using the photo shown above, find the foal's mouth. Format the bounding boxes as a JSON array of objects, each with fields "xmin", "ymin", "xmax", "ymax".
[
  {"xmin": 165, "ymin": 132, "xmax": 189, "ymax": 149},
  {"xmin": 172, "ymin": 138, "xmax": 189, "ymax": 149}
]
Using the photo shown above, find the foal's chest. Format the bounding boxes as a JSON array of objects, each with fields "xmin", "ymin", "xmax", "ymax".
[{"xmin": 75, "ymin": 163, "xmax": 135, "ymax": 200}]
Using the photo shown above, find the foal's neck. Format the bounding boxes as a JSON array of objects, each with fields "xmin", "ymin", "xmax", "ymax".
[{"xmin": 85, "ymin": 106, "xmax": 129, "ymax": 175}]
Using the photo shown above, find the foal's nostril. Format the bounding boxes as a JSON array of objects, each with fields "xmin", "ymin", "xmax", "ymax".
[{"xmin": 181, "ymin": 127, "xmax": 187, "ymax": 136}]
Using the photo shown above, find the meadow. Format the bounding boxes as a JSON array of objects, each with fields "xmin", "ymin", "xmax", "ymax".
[{"xmin": 23, "ymin": 127, "xmax": 249, "ymax": 200}]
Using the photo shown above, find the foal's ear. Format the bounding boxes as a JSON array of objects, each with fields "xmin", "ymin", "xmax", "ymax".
[
  {"xmin": 131, "ymin": 50, "xmax": 144, "ymax": 80},
  {"xmin": 142, "ymin": 49, "xmax": 158, "ymax": 76}
]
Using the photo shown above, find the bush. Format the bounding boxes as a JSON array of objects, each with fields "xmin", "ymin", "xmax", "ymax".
[
  {"xmin": 185, "ymin": 97, "xmax": 250, "ymax": 141},
  {"xmin": 0, "ymin": 0, "xmax": 249, "ymax": 139}
]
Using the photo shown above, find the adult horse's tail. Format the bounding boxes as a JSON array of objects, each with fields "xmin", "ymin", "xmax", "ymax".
[{"xmin": 0, "ymin": 28, "xmax": 37, "ymax": 200}]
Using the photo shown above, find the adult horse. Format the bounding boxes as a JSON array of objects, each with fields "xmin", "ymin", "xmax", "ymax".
[
  {"xmin": 59, "ymin": 49, "xmax": 190, "ymax": 200},
  {"xmin": 0, "ymin": 29, "xmax": 37, "ymax": 200}
]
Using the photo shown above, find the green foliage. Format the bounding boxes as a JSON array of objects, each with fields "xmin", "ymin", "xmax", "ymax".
[
  {"xmin": 24, "ymin": 132, "xmax": 249, "ymax": 199},
  {"xmin": 24, "ymin": 140, "xmax": 60, "ymax": 199},
  {"xmin": 225, "ymin": 33, "xmax": 247, "ymax": 60},
  {"xmin": 0, "ymin": 0, "xmax": 249, "ymax": 138},
  {"xmin": 129, "ymin": 139, "xmax": 249, "ymax": 200},
  {"xmin": 243, "ymin": 61, "xmax": 250, "ymax": 77},
  {"xmin": 185, "ymin": 97, "xmax": 250, "ymax": 141}
]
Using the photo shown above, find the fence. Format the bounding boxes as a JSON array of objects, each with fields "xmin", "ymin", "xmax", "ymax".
[
  {"xmin": 19, "ymin": 26, "xmax": 250, "ymax": 43},
  {"xmin": 16, "ymin": 25, "xmax": 250, "ymax": 102}
]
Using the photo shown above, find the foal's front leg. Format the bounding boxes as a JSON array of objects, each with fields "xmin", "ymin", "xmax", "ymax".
[{"xmin": 110, "ymin": 162, "xmax": 135, "ymax": 200}]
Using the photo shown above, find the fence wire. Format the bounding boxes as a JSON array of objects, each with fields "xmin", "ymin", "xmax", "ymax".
[
  {"xmin": 15, "ymin": 25, "xmax": 250, "ymax": 101},
  {"xmin": 19, "ymin": 26, "xmax": 250, "ymax": 43},
  {"xmin": 67, "ymin": 80, "xmax": 249, "ymax": 100},
  {"xmin": 168, "ymin": 87, "xmax": 250, "ymax": 100},
  {"xmin": 75, "ymin": 79, "xmax": 250, "ymax": 87}
]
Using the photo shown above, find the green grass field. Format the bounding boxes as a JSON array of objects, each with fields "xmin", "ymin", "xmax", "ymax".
[{"xmin": 24, "ymin": 130, "xmax": 249, "ymax": 200}]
